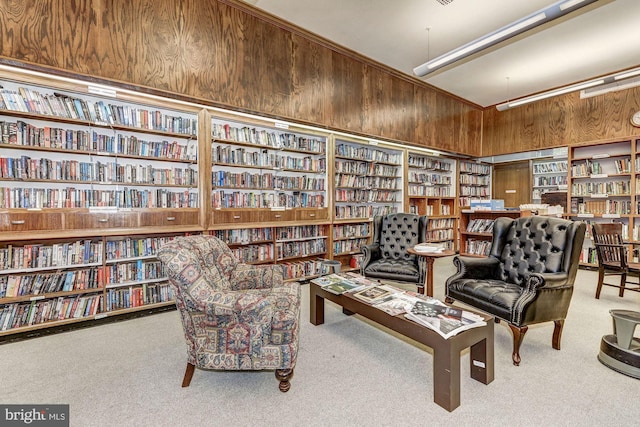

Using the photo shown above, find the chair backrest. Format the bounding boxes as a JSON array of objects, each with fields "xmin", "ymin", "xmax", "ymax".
[
  {"xmin": 592, "ymin": 222, "xmax": 627, "ymax": 266},
  {"xmin": 372, "ymin": 213, "xmax": 427, "ymax": 261},
  {"xmin": 157, "ymin": 235, "xmax": 240, "ymax": 295},
  {"xmin": 490, "ymin": 216, "xmax": 586, "ymax": 286}
]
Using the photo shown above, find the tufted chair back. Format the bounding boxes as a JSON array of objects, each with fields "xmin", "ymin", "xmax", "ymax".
[
  {"xmin": 490, "ymin": 216, "xmax": 579, "ymax": 286},
  {"xmin": 374, "ymin": 213, "xmax": 427, "ymax": 262}
]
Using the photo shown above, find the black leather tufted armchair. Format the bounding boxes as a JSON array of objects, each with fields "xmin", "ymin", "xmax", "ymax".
[
  {"xmin": 445, "ymin": 216, "xmax": 586, "ymax": 365},
  {"xmin": 361, "ymin": 213, "xmax": 428, "ymax": 286}
]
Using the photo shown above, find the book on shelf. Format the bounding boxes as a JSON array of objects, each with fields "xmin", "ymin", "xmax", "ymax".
[{"xmin": 404, "ymin": 300, "xmax": 486, "ymax": 339}]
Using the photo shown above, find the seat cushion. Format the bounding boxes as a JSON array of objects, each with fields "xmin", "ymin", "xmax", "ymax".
[
  {"xmin": 364, "ymin": 259, "xmax": 419, "ymax": 282},
  {"xmin": 447, "ymin": 278, "xmax": 523, "ymax": 321}
]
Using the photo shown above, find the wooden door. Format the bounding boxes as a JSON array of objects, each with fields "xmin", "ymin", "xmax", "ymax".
[{"xmin": 492, "ymin": 161, "xmax": 532, "ymax": 208}]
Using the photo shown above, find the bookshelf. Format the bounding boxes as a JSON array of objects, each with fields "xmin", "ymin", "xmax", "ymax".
[
  {"xmin": 458, "ymin": 160, "xmax": 492, "ymax": 208},
  {"xmin": 333, "ymin": 137, "xmax": 404, "ymax": 270},
  {"xmin": 567, "ymin": 139, "xmax": 634, "ymax": 266},
  {"xmin": 458, "ymin": 210, "xmax": 523, "ymax": 257},
  {"xmin": 407, "ymin": 151, "xmax": 458, "ymax": 250},
  {"xmin": 0, "ymin": 71, "xmax": 201, "ymax": 336},
  {"xmin": 532, "ymin": 158, "xmax": 568, "ymax": 203}
]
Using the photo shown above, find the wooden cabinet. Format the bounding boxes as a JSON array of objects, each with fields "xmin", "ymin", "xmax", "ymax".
[{"xmin": 407, "ymin": 151, "xmax": 458, "ymax": 250}]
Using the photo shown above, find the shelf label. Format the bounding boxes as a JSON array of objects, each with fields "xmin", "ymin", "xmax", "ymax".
[
  {"xmin": 274, "ymin": 121, "xmax": 289, "ymax": 129},
  {"xmin": 368, "ymin": 140, "xmax": 378, "ymax": 145},
  {"xmin": 88, "ymin": 85, "xmax": 117, "ymax": 98},
  {"xmin": 602, "ymin": 214, "xmax": 621, "ymax": 218},
  {"xmin": 270, "ymin": 206, "xmax": 286, "ymax": 211},
  {"xmin": 472, "ymin": 360, "xmax": 486, "ymax": 369},
  {"xmin": 592, "ymin": 153, "xmax": 610, "ymax": 159},
  {"xmin": 591, "ymin": 194, "xmax": 608, "ymax": 198},
  {"xmin": 577, "ymin": 213, "xmax": 595, "ymax": 218},
  {"xmin": 94, "ymin": 313, "xmax": 108, "ymax": 320},
  {"xmin": 30, "ymin": 295, "xmax": 45, "ymax": 301},
  {"xmin": 590, "ymin": 174, "xmax": 608, "ymax": 178}
]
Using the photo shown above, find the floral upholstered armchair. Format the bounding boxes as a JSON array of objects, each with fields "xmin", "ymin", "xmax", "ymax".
[{"xmin": 157, "ymin": 235, "xmax": 300, "ymax": 392}]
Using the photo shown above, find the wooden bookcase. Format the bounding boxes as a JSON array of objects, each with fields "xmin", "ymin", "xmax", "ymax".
[
  {"xmin": 406, "ymin": 150, "xmax": 458, "ymax": 250},
  {"xmin": 458, "ymin": 210, "xmax": 524, "ymax": 257},
  {"xmin": 0, "ymin": 70, "xmax": 203, "ymax": 336},
  {"xmin": 531, "ymin": 158, "xmax": 568, "ymax": 203},
  {"xmin": 332, "ymin": 137, "xmax": 404, "ymax": 270},
  {"xmin": 458, "ymin": 160, "xmax": 492, "ymax": 208},
  {"xmin": 567, "ymin": 139, "xmax": 635, "ymax": 266}
]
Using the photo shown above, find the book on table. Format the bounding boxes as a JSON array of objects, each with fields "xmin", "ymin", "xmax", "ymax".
[
  {"xmin": 405, "ymin": 300, "xmax": 486, "ymax": 339},
  {"xmin": 310, "ymin": 273, "xmax": 367, "ymax": 294},
  {"xmin": 352, "ymin": 284, "xmax": 401, "ymax": 304}
]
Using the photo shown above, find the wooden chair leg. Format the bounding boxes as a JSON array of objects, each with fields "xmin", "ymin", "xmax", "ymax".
[
  {"xmin": 182, "ymin": 363, "xmax": 195, "ymax": 387},
  {"xmin": 619, "ymin": 273, "xmax": 626, "ymax": 297},
  {"xmin": 275, "ymin": 368, "xmax": 294, "ymax": 393},
  {"xmin": 444, "ymin": 296, "xmax": 454, "ymax": 304},
  {"xmin": 508, "ymin": 324, "xmax": 528, "ymax": 366},
  {"xmin": 552, "ymin": 319, "xmax": 564, "ymax": 350},
  {"xmin": 595, "ymin": 269, "xmax": 605, "ymax": 299}
]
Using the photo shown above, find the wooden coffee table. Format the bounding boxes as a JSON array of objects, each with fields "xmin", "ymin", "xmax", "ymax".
[{"xmin": 309, "ymin": 281, "xmax": 494, "ymax": 412}]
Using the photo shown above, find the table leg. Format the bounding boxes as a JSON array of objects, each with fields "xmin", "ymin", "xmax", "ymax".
[
  {"xmin": 425, "ymin": 257, "xmax": 435, "ymax": 297},
  {"xmin": 432, "ymin": 344, "xmax": 460, "ymax": 412},
  {"xmin": 469, "ymin": 321, "xmax": 495, "ymax": 384},
  {"xmin": 310, "ymin": 285, "xmax": 325, "ymax": 325}
]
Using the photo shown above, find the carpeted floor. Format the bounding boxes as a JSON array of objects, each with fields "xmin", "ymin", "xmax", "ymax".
[{"xmin": 1, "ymin": 259, "xmax": 639, "ymax": 426}]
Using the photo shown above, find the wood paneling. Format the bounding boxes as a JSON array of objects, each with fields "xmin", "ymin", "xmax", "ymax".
[
  {"xmin": 483, "ymin": 87, "xmax": 640, "ymax": 156},
  {"xmin": 0, "ymin": 0, "xmax": 482, "ymax": 156}
]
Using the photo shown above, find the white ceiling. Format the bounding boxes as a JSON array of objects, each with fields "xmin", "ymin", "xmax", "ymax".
[{"xmin": 244, "ymin": 0, "xmax": 640, "ymax": 107}]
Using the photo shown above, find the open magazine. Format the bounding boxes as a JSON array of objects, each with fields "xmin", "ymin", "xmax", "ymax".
[
  {"xmin": 405, "ymin": 300, "xmax": 486, "ymax": 339},
  {"xmin": 412, "ymin": 243, "xmax": 446, "ymax": 253}
]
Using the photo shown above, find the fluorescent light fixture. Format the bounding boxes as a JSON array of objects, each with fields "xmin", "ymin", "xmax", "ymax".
[
  {"xmin": 497, "ymin": 66, "xmax": 640, "ymax": 110},
  {"xmin": 413, "ymin": 0, "xmax": 598, "ymax": 77}
]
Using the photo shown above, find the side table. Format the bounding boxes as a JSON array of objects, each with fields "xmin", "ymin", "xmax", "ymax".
[{"xmin": 407, "ymin": 247, "xmax": 456, "ymax": 297}]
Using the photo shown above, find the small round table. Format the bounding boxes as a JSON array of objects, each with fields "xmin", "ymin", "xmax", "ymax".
[{"xmin": 407, "ymin": 247, "xmax": 456, "ymax": 297}]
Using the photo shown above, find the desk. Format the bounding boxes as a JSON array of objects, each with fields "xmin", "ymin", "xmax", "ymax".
[
  {"xmin": 407, "ymin": 248, "xmax": 456, "ymax": 297},
  {"xmin": 309, "ymin": 281, "xmax": 494, "ymax": 412}
]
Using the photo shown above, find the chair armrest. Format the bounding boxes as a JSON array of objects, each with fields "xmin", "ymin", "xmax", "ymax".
[
  {"xmin": 528, "ymin": 272, "xmax": 570, "ymax": 289},
  {"xmin": 230, "ymin": 263, "xmax": 284, "ymax": 291},
  {"xmin": 361, "ymin": 243, "xmax": 381, "ymax": 272},
  {"xmin": 191, "ymin": 288, "xmax": 273, "ymax": 323},
  {"xmin": 446, "ymin": 255, "xmax": 500, "ymax": 284}
]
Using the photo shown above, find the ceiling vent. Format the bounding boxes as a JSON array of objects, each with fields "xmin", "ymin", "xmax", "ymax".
[{"xmin": 435, "ymin": 0, "xmax": 454, "ymax": 5}]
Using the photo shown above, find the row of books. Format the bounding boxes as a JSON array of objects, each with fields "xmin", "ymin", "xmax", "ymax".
[
  {"xmin": 334, "ymin": 205, "xmax": 398, "ymax": 220},
  {"xmin": 105, "ymin": 283, "xmax": 173, "ymax": 311},
  {"xmin": 0, "ymin": 156, "xmax": 198, "ymax": 186},
  {"xmin": 0, "ymin": 294, "xmax": 103, "ymax": 331},
  {"xmin": 573, "ymin": 200, "xmax": 632, "ymax": 215},
  {"xmin": 571, "ymin": 181, "xmax": 631, "ymax": 196},
  {"xmin": 335, "ymin": 144, "xmax": 402, "ymax": 164},
  {"xmin": 105, "ymin": 236, "xmax": 175, "ymax": 261},
  {"xmin": 276, "ymin": 240, "xmax": 327, "ymax": 260},
  {"xmin": 333, "ymin": 223, "xmax": 370, "ymax": 239},
  {"xmin": 276, "ymin": 224, "xmax": 326, "ymax": 241},
  {"xmin": 534, "ymin": 175, "xmax": 568, "ymax": 186},
  {"xmin": 533, "ymin": 162, "xmax": 568, "ymax": 174},
  {"xmin": 280, "ymin": 258, "xmax": 330, "ymax": 280},
  {"xmin": 211, "ymin": 190, "xmax": 325, "ymax": 209},
  {"xmin": 408, "ymin": 185, "xmax": 453, "ymax": 197},
  {"xmin": 0, "ymin": 121, "xmax": 197, "ymax": 161},
  {"xmin": 334, "ymin": 189, "xmax": 399, "ymax": 203},
  {"xmin": 211, "ymin": 123, "xmax": 326, "ymax": 154},
  {"xmin": 0, "ymin": 186, "xmax": 198, "ymax": 209},
  {"xmin": 212, "ymin": 228, "xmax": 272, "ymax": 244},
  {"xmin": 426, "ymin": 229, "xmax": 455, "ymax": 241},
  {"xmin": 466, "ymin": 219, "xmax": 495, "ymax": 233},
  {"xmin": 408, "ymin": 172, "xmax": 452, "ymax": 185},
  {"xmin": 1, "ymin": 240, "xmax": 103, "ymax": 272},
  {"xmin": 464, "ymin": 239, "xmax": 492, "ymax": 256},
  {"xmin": 334, "ymin": 174, "xmax": 399, "ymax": 189},
  {"xmin": 459, "ymin": 162, "xmax": 491, "ymax": 175},
  {"xmin": 0, "ymin": 86, "xmax": 197, "ymax": 135},
  {"xmin": 1, "ymin": 268, "xmax": 101, "ymax": 298},
  {"xmin": 213, "ymin": 146, "xmax": 326, "ymax": 173},
  {"xmin": 407, "ymin": 156, "xmax": 454, "ymax": 172},
  {"xmin": 311, "ymin": 273, "xmax": 486, "ymax": 339},
  {"xmin": 230, "ymin": 244, "xmax": 274, "ymax": 263},
  {"xmin": 333, "ymin": 238, "xmax": 368, "ymax": 255},
  {"xmin": 428, "ymin": 218, "xmax": 456, "ymax": 229},
  {"xmin": 212, "ymin": 171, "xmax": 325, "ymax": 191},
  {"xmin": 459, "ymin": 174, "xmax": 491, "ymax": 185},
  {"xmin": 103, "ymin": 260, "xmax": 164, "ymax": 285}
]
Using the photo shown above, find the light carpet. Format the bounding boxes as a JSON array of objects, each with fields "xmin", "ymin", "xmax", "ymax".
[{"xmin": 1, "ymin": 259, "xmax": 639, "ymax": 426}]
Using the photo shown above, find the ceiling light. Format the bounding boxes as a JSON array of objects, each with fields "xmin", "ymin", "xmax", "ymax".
[
  {"xmin": 497, "ymin": 66, "xmax": 640, "ymax": 110},
  {"xmin": 413, "ymin": 0, "xmax": 599, "ymax": 77}
]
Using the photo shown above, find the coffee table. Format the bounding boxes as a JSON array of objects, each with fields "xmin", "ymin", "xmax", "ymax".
[{"xmin": 309, "ymin": 280, "xmax": 494, "ymax": 412}]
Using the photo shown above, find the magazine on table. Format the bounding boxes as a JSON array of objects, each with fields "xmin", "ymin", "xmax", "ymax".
[
  {"xmin": 352, "ymin": 284, "xmax": 401, "ymax": 304},
  {"xmin": 412, "ymin": 243, "xmax": 446, "ymax": 253},
  {"xmin": 310, "ymin": 273, "xmax": 366, "ymax": 294},
  {"xmin": 373, "ymin": 292, "xmax": 434, "ymax": 316},
  {"xmin": 405, "ymin": 300, "xmax": 486, "ymax": 339}
]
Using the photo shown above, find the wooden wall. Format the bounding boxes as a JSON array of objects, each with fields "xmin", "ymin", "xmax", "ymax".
[
  {"xmin": 483, "ymin": 85, "xmax": 640, "ymax": 156},
  {"xmin": 0, "ymin": 0, "xmax": 483, "ymax": 156}
]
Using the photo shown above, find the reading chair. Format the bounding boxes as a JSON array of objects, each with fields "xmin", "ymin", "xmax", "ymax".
[
  {"xmin": 361, "ymin": 213, "xmax": 428, "ymax": 289},
  {"xmin": 591, "ymin": 222, "xmax": 640, "ymax": 299},
  {"xmin": 445, "ymin": 216, "xmax": 586, "ymax": 365},
  {"xmin": 157, "ymin": 235, "xmax": 300, "ymax": 392}
]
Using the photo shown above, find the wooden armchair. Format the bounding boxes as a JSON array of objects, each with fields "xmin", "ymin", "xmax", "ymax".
[{"xmin": 591, "ymin": 222, "xmax": 640, "ymax": 299}]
